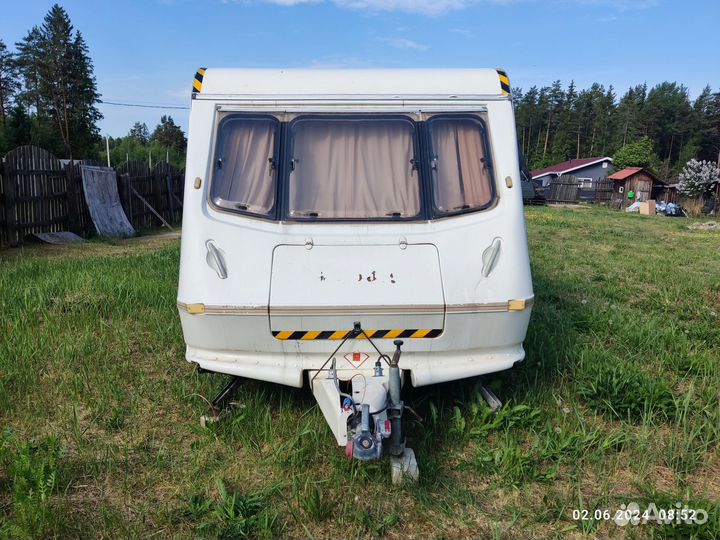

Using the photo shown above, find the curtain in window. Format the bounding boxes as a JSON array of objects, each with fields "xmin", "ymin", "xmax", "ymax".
[
  {"xmin": 289, "ymin": 119, "xmax": 420, "ymax": 218},
  {"xmin": 212, "ymin": 118, "xmax": 276, "ymax": 214},
  {"xmin": 430, "ymin": 119, "xmax": 492, "ymax": 212}
]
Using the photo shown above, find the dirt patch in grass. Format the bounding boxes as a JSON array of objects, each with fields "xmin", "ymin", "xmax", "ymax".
[{"xmin": 0, "ymin": 231, "xmax": 180, "ymax": 262}]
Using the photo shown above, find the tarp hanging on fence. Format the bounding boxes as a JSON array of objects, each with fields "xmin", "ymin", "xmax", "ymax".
[{"xmin": 81, "ymin": 165, "xmax": 135, "ymax": 237}]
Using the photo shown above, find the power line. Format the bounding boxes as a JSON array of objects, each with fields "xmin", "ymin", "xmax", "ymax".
[{"xmin": 99, "ymin": 100, "xmax": 190, "ymax": 110}]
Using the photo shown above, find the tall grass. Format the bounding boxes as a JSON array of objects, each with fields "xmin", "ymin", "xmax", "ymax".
[{"xmin": 1, "ymin": 207, "xmax": 718, "ymax": 538}]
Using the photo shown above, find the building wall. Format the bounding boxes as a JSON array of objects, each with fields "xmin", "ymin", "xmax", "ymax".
[
  {"xmin": 534, "ymin": 160, "xmax": 612, "ymax": 188},
  {"xmin": 627, "ymin": 174, "xmax": 654, "ymax": 201},
  {"xmin": 570, "ymin": 161, "xmax": 613, "ymax": 183},
  {"xmin": 612, "ymin": 171, "xmax": 662, "ymax": 206}
]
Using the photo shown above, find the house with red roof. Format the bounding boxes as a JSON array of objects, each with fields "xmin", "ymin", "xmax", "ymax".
[
  {"xmin": 531, "ymin": 157, "xmax": 613, "ymax": 188},
  {"xmin": 608, "ymin": 167, "xmax": 673, "ymax": 207}
]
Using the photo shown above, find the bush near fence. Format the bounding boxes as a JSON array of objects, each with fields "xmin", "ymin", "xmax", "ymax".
[{"xmin": 0, "ymin": 145, "xmax": 184, "ymax": 247}]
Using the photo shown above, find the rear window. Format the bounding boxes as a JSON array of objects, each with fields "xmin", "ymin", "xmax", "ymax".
[
  {"xmin": 210, "ymin": 115, "xmax": 278, "ymax": 217},
  {"xmin": 428, "ymin": 116, "xmax": 494, "ymax": 215},
  {"xmin": 287, "ymin": 117, "xmax": 421, "ymax": 219}
]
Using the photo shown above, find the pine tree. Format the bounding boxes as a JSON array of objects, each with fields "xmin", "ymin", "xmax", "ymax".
[
  {"xmin": 66, "ymin": 30, "xmax": 102, "ymax": 155},
  {"xmin": 150, "ymin": 115, "xmax": 186, "ymax": 153},
  {"xmin": 15, "ymin": 26, "xmax": 44, "ymax": 116},
  {"xmin": 14, "ymin": 5, "xmax": 101, "ymax": 158},
  {"xmin": 0, "ymin": 39, "xmax": 19, "ymax": 128},
  {"xmin": 644, "ymin": 82, "xmax": 692, "ymax": 177},
  {"xmin": 6, "ymin": 105, "xmax": 33, "ymax": 148},
  {"xmin": 699, "ymin": 91, "xmax": 720, "ymax": 164},
  {"xmin": 129, "ymin": 122, "xmax": 150, "ymax": 145}
]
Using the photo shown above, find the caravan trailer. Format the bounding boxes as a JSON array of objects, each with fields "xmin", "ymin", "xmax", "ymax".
[{"xmin": 177, "ymin": 68, "xmax": 534, "ymax": 479}]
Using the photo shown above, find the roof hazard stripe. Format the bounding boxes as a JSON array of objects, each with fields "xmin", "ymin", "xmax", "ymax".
[
  {"xmin": 193, "ymin": 68, "xmax": 207, "ymax": 93},
  {"xmin": 496, "ymin": 68, "xmax": 511, "ymax": 95}
]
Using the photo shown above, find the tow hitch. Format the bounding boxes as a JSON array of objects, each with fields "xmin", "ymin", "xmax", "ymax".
[{"xmin": 310, "ymin": 323, "xmax": 419, "ymax": 483}]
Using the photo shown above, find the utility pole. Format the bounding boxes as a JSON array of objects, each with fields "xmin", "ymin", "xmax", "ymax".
[{"xmin": 105, "ymin": 136, "xmax": 111, "ymax": 167}]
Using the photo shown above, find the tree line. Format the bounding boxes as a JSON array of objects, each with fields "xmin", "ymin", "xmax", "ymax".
[
  {"xmin": 104, "ymin": 116, "xmax": 187, "ymax": 170},
  {"xmin": 513, "ymin": 81, "xmax": 720, "ymax": 179},
  {"xmin": 0, "ymin": 4, "xmax": 186, "ymax": 169}
]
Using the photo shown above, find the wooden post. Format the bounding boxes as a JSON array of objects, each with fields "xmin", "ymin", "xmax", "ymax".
[
  {"xmin": 166, "ymin": 173, "xmax": 176, "ymax": 223},
  {"xmin": 2, "ymin": 160, "xmax": 18, "ymax": 247},
  {"xmin": 152, "ymin": 165, "xmax": 164, "ymax": 226},
  {"xmin": 120, "ymin": 173, "xmax": 133, "ymax": 227},
  {"xmin": 66, "ymin": 162, "xmax": 80, "ymax": 233}
]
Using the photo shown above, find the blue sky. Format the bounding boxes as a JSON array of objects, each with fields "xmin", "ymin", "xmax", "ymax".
[{"xmin": 2, "ymin": 0, "xmax": 719, "ymax": 137}]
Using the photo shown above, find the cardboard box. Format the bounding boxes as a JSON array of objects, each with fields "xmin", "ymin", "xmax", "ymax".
[{"xmin": 639, "ymin": 200, "xmax": 656, "ymax": 215}]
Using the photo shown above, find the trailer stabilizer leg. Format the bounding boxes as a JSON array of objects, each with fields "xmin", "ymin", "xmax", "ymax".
[
  {"xmin": 479, "ymin": 381, "xmax": 503, "ymax": 413},
  {"xmin": 200, "ymin": 376, "xmax": 244, "ymax": 427},
  {"xmin": 391, "ymin": 448, "xmax": 419, "ymax": 484}
]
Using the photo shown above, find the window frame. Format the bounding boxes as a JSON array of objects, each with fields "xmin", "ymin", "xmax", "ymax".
[
  {"xmin": 206, "ymin": 112, "xmax": 500, "ymax": 224},
  {"xmin": 425, "ymin": 113, "xmax": 497, "ymax": 219},
  {"xmin": 208, "ymin": 113, "xmax": 282, "ymax": 221},
  {"xmin": 281, "ymin": 114, "xmax": 426, "ymax": 223}
]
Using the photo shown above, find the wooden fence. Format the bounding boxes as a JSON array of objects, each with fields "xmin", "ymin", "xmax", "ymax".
[
  {"xmin": 546, "ymin": 175, "xmax": 613, "ymax": 204},
  {"xmin": 116, "ymin": 161, "xmax": 184, "ymax": 230},
  {"xmin": 0, "ymin": 145, "xmax": 184, "ymax": 247}
]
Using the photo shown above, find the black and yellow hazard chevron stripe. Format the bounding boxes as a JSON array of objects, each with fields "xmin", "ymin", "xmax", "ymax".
[
  {"xmin": 192, "ymin": 68, "xmax": 207, "ymax": 94},
  {"xmin": 496, "ymin": 68, "xmax": 510, "ymax": 95},
  {"xmin": 272, "ymin": 329, "xmax": 443, "ymax": 340}
]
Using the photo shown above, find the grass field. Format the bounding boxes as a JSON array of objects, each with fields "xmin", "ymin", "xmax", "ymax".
[{"xmin": 1, "ymin": 206, "xmax": 719, "ymax": 539}]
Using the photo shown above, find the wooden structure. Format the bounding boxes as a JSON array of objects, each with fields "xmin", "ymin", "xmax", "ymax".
[
  {"xmin": 0, "ymin": 145, "xmax": 184, "ymax": 247},
  {"xmin": 545, "ymin": 175, "xmax": 613, "ymax": 204},
  {"xmin": 0, "ymin": 146, "xmax": 93, "ymax": 247},
  {"xmin": 608, "ymin": 167, "xmax": 668, "ymax": 207},
  {"xmin": 116, "ymin": 160, "xmax": 184, "ymax": 231}
]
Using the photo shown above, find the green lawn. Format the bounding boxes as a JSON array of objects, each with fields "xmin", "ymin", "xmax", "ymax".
[{"xmin": 1, "ymin": 206, "xmax": 719, "ymax": 539}]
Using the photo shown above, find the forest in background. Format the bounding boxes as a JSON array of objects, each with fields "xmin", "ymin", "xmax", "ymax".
[
  {"xmin": 513, "ymin": 81, "xmax": 720, "ymax": 178},
  {"xmin": 1, "ymin": 5, "xmax": 720, "ymax": 179}
]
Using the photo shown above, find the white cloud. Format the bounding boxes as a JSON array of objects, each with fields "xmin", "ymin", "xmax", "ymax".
[
  {"xmin": 567, "ymin": 0, "xmax": 657, "ymax": 9},
  {"xmin": 251, "ymin": 0, "xmax": 657, "ymax": 15},
  {"xmin": 334, "ymin": 0, "xmax": 473, "ymax": 15},
  {"xmin": 378, "ymin": 37, "xmax": 429, "ymax": 50},
  {"xmin": 451, "ymin": 28, "xmax": 476, "ymax": 38},
  {"xmin": 253, "ymin": 0, "xmax": 479, "ymax": 15},
  {"xmin": 263, "ymin": 0, "xmax": 321, "ymax": 4}
]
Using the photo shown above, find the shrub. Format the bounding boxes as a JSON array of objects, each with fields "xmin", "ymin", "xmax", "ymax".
[{"xmin": 678, "ymin": 159, "xmax": 720, "ymax": 197}]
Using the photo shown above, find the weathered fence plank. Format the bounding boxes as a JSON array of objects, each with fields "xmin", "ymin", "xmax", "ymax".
[
  {"xmin": 1, "ymin": 145, "xmax": 185, "ymax": 248},
  {"xmin": 546, "ymin": 175, "xmax": 614, "ymax": 205}
]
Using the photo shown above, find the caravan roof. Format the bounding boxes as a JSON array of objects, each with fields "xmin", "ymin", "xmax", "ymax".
[{"xmin": 192, "ymin": 68, "xmax": 511, "ymax": 99}]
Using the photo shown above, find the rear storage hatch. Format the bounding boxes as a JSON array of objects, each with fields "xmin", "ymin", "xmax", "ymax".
[{"xmin": 269, "ymin": 244, "xmax": 445, "ymax": 339}]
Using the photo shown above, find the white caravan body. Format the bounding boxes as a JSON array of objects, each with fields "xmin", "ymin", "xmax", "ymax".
[{"xmin": 177, "ymin": 68, "xmax": 533, "ymax": 398}]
